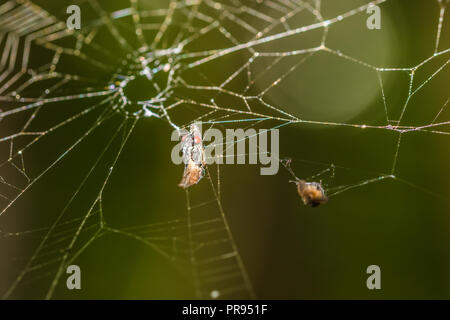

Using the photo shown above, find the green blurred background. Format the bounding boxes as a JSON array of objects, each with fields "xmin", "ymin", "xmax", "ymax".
[{"xmin": 0, "ymin": 0, "xmax": 449, "ymax": 299}]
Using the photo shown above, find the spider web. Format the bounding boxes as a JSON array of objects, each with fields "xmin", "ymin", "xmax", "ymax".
[{"xmin": 0, "ymin": 0, "xmax": 449, "ymax": 299}]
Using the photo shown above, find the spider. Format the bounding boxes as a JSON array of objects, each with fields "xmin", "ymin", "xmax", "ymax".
[
  {"xmin": 178, "ymin": 123, "xmax": 206, "ymax": 189},
  {"xmin": 283, "ymin": 159, "xmax": 329, "ymax": 207},
  {"xmin": 294, "ymin": 180, "xmax": 328, "ymax": 207}
]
